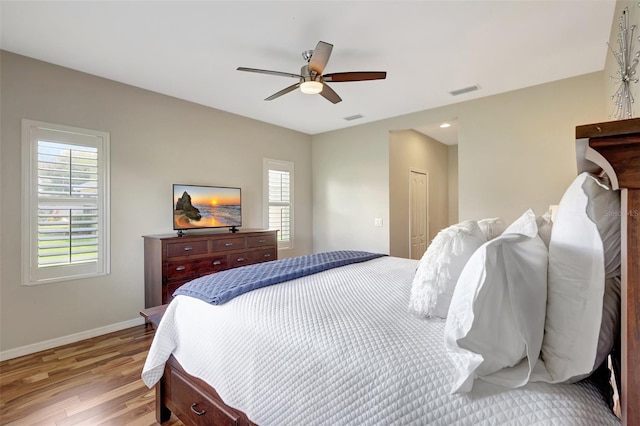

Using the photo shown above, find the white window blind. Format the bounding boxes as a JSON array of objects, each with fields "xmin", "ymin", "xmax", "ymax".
[
  {"xmin": 22, "ymin": 120, "xmax": 110, "ymax": 285},
  {"xmin": 264, "ymin": 159, "xmax": 293, "ymax": 250}
]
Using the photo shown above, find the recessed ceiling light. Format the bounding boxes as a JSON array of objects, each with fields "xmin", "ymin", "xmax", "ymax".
[{"xmin": 440, "ymin": 123, "xmax": 451, "ymax": 128}]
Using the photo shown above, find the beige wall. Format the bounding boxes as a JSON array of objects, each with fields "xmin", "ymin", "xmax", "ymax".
[
  {"xmin": 448, "ymin": 144, "xmax": 459, "ymax": 225},
  {"xmin": 0, "ymin": 51, "xmax": 312, "ymax": 355},
  {"xmin": 389, "ymin": 130, "xmax": 450, "ymax": 258},
  {"xmin": 311, "ymin": 124, "xmax": 390, "ymax": 254},
  {"xmin": 457, "ymin": 74, "xmax": 605, "ymax": 223},
  {"xmin": 313, "ymin": 72, "xmax": 605, "ymax": 254}
]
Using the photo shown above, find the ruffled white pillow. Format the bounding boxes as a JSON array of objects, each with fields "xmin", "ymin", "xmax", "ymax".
[
  {"xmin": 408, "ymin": 221, "xmax": 486, "ymax": 319},
  {"xmin": 477, "ymin": 217, "xmax": 506, "ymax": 240}
]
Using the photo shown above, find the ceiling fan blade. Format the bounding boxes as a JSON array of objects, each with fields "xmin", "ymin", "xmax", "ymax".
[
  {"xmin": 237, "ymin": 67, "xmax": 302, "ymax": 79},
  {"xmin": 319, "ymin": 83, "xmax": 342, "ymax": 104},
  {"xmin": 308, "ymin": 41, "xmax": 333, "ymax": 75},
  {"xmin": 265, "ymin": 82, "xmax": 300, "ymax": 101},
  {"xmin": 323, "ymin": 71, "xmax": 387, "ymax": 82}
]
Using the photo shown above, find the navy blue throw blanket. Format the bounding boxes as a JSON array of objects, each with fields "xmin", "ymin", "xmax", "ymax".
[{"xmin": 173, "ymin": 250, "xmax": 386, "ymax": 305}]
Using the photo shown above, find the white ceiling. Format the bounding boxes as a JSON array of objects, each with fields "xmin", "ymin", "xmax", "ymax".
[{"xmin": 0, "ymin": 1, "xmax": 616, "ymax": 144}]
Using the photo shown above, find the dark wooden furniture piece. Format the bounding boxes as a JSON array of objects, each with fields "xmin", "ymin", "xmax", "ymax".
[
  {"xmin": 576, "ymin": 118, "xmax": 640, "ymax": 425},
  {"xmin": 140, "ymin": 304, "xmax": 256, "ymax": 426},
  {"xmin": 158, "ymin": 355, "xmax": 256, "ymax": 426},
  {"xmin": 143, "ymin": 230, "xmax": 277, "ymax": 307},
  {"xmin": 139, "ymin": 304, "xmax": 168, "ymax": 329},
  {"xmin": 152, "ymin": 119, "xmax": 640, "ymax": 425}
]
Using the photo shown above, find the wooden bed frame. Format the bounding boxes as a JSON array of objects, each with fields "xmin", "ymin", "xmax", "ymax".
[
  {"xmin": 153, "ymin": 118, "xmax": 640, "ymax": 425},
  {"xmin": 576, "ymin": 118, "xmax": 640, "ymax": 424}
]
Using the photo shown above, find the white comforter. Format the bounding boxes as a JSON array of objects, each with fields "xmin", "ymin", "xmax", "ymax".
[{"xmin": 142, "ymin": 256, "xmax": 619, "ymax": 426}]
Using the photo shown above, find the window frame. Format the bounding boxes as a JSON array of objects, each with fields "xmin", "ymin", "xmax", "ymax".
[
  {"xmin": 263, "ymin": 158, "xmax": 294, "ymax": 250},
  {"xmin": 21, "ymin": 119, "xmax": 111, "ymax": 285}
]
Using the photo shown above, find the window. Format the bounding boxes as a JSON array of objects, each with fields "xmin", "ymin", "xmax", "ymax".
[
  {"xmin": 264, "ymin": 159, "xmax": 293, "ymax": 250},
  {"xmin": 22, "ymin": 119, "xmax": 110, "ymax": 285}
]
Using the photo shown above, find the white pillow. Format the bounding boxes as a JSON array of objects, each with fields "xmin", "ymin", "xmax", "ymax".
[
  {"xmin": 541, "ymin": 172, "xmax": 621, "ymax": 383},
  {"xmin": 477, "ymin": 217, "xmax": 506, "ymax": 240},
  {"xmin": 408, "ymin": 221, "xmax": 486, "ymax": 319},
  {"xmin": 536, "ymin": 211, "xmax": 553, "ymax": 248},
  {"xmin": 444, "ymin": 209, "xmax": 548, "ymax": 393},
  {"xmin": 585, "ymin": 175, "xmax": 622, "ymax": 279},
  {"xmin": 597, "ymin": 276, "xmax": 621, "ymax": 371}
]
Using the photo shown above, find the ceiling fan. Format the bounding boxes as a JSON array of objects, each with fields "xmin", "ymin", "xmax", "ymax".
[{"xmin": 237, "ymin": 41, "xmax": 387, "ymax": 104}]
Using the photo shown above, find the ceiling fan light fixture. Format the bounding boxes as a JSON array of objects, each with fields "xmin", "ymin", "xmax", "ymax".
[
  {"xmin": 237, "ymin": 41, "xmax": 385, "ymax": 104},
  {"xmin": 300, "ymin": 80, "xmax": 323, "ymax": 95}
]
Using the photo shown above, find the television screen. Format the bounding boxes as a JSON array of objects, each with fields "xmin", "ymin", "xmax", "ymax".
[{"xmin": 173, "ymin": 184, "xmax": 242, "ymax": 231}]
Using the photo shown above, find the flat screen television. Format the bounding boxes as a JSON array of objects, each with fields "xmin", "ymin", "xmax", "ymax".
[{"xmin": 173, "ymin": 184, "xmax": 241, "ymax": 235}]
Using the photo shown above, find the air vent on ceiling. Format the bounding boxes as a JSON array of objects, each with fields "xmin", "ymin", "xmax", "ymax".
[
  {"xmin": 449, "ymin": 85, "xmax": 480, "ymax": 96},
  {"xmin": 344, "ymin": 114, "xmax": 364, "ymax": 121}
]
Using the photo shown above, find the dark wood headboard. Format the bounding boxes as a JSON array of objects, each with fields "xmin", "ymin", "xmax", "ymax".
[{"xmin": 576, "ymin": 118, "xmax": 640, "ymax": 425}]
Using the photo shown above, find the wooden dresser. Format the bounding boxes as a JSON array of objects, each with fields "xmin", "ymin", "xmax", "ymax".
[{"xmin": 143, "ymin": 230, "xmax": 278, "ymax": 307}]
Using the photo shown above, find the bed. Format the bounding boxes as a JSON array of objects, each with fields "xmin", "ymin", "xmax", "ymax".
[{"xmin": 142, "ymin": 118, "xmax": 640, "ymax": 425}]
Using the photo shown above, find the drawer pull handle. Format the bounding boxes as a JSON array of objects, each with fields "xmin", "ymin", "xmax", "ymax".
[
  {"xmin": 213, "ymin": 260, "xmax": 222, "ymax": 266},
  {"xmin": 237, "ymin": 257, "xmax": 245, "ymax": 262},
  {"xmin": 190, "ymin": 403, "xmax": 206, "ymax": 416},
  {"xmin": 175, "ymin": 266, "xmax": 186, "ymax": 271},
  {"xmin": 183, "ymin": 246, "xmax": 193, "ymax": 251},
  {"xmin": 264, "ymin": 253, "xmax": 271, "ymax": 258},
  {"xmin": 225, "ymin": 242, "xmax": 233, "ymax": 247},
  {"xmin": 259, "ymin": 239, "xmax": 266, "ymax": 243}
]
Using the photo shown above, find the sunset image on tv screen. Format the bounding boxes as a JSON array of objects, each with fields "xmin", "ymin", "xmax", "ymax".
[{"xmin": 173, "ymin": 185, "xmax": 241, "ymax": 229}]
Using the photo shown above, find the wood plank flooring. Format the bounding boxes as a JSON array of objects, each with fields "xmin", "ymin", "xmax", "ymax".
[{"xmin": 0, "ymin": 325, "xmax": 182, "ymax": 425}]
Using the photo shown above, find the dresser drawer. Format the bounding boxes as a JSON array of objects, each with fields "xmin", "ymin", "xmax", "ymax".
[
  {"xmin": 250, "ymin": 248, "xmax": 276, "ymax": 263},
  {"xmin": 169, "ymin": 369, "xmax": 239, "ymax": 426},
  {"xmin": 166, "ymin": 240, "xmax": 208, "ymax": 258},
  {"xmin": 227, "ymin": 252, "xmax": 252, "ymax": 268},
  {"xmin": 247, "ymin": 233, "xmax": 276, "ymax": 248},
  {"xmin": 165, "ymin": 281, "xmax": 187, "ymax": 304},
  {"xmin": 166, "ymin": 256, "xmax": 227, "ymax": 281},
  {"xmin": 228, "ymin": 247, "xmax": 276, "ymax": 268},
  {"xmin": 210, "ymin": 237, "xmax": 246, "ymax": 252}
]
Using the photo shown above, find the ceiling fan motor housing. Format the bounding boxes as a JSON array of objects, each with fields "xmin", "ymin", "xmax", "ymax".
[{"xmin": 300, "ymin": 65, "xmax": 321, "ymax": 82}]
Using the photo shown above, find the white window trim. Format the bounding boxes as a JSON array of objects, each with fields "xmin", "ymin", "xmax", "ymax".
[
  {"xmin": 21, "ymin": 119, "xmax": 111, "ymax": 285},
  {"xmin": 263, "ymin": 158, "xmax": 294, "ymax": 250}
]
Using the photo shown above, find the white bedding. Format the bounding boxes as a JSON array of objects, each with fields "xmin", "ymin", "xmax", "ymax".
[{"xmin": 142, "ymin": 256, "xmax": 619, "ymax": 426}]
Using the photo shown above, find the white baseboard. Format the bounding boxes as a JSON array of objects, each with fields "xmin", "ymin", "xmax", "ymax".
[{"xmin": 0, "ymin": 317, "xmax": 146, "ymax": 361}]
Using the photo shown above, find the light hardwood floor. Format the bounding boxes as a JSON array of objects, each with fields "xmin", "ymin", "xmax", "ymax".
[{"xmin": 0, "ymin": 325, "xmax": 182, "ymax": 426}]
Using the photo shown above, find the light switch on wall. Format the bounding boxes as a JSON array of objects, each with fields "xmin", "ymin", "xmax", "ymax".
[{"xmin": 374, "ymin": 218, "xmax": 383, "ymax": 227}]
